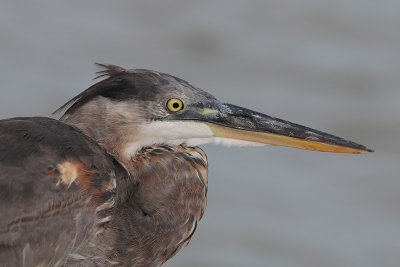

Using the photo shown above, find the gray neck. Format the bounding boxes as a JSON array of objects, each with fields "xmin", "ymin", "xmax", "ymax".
[{"xmin": 64, "ymin": 97, "xmax": 141, "ymax": 169}]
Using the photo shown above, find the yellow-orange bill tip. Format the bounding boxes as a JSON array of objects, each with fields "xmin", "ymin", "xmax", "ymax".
[{"xmin": 208, "ymin": 123, "xmax": 373, "ymax": 154}]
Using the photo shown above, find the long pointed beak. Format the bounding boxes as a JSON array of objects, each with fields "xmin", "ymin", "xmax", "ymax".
[{"xmin": 194, "ymin": 102, "xmax": 373, "ymax": 154}]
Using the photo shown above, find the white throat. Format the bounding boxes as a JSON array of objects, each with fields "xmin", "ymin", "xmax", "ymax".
[{"xmin": 124, "ymin": 121, "xmax": 265, "ymax": 156}]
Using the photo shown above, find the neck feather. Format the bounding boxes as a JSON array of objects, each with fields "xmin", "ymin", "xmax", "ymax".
[{"xmin": 63, "ymin": 97, "xmax": 142, "ymax": 168}]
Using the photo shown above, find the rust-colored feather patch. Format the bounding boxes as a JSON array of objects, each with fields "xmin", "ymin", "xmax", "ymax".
[
  {"xmin": 45, "ymin": 161, "xmax": 115, "ymax": 205},
  {"xmin": 46, "ymin": 161, "xmax": 83, "ymax": 185}
]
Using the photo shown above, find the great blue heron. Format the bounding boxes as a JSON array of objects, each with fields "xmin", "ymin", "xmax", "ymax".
[{"xmin": 0, "ymin": 64, "xmax": 372, "ymax": 266}]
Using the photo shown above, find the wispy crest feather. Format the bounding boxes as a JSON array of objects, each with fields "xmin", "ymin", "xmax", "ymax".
[{"xmin": 53, "ymin": 63, "xmax": 128, "ymax": 120}]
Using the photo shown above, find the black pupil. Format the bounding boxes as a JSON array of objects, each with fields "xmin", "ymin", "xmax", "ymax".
[{"xmin": 172, "ymin": 102, "xmax": 180, "ymax": 109}]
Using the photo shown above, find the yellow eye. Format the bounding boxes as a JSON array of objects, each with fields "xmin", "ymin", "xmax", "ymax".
[{"xmin": 166, "ymin": 98, "xmax": 184, "ymax": 112}]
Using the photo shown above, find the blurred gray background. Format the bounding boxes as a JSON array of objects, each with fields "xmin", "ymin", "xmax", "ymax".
[{"xmin": 0, "ymin": 1, "xmax": 398, "ymax": 266}]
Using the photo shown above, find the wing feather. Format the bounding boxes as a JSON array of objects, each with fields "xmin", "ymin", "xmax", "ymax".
[{"xmin": 0, "ymin": 117, "xmax": 116, "ymax": 266}]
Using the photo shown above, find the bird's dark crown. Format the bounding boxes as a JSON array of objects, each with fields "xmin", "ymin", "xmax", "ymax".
[{"xmin": 54, "ymin": 63, "xmax": 215, "ymax": 120}]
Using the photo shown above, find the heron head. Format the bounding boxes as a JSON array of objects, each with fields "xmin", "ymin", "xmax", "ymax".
[{"xmin": 58, "ymin": 64, "xmax": 372, "ymax": 158}]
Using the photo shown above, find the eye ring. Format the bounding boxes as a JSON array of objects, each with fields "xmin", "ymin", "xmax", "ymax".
[{"xmin": 166, "ymin": 98, "xmax": 184, "ymax": 112}]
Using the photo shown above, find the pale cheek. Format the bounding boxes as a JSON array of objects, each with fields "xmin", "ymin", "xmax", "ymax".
[
  {"xmin": 212, "ymin": 137, "xmax": 267, "ymax": 147},
  {"xmin": 184, "ymin": 137, "xmax": 266, "ymax": 147},
  {"xmin": 123, "ymin": 121, "xmax": 266, "ymax": 156}
]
